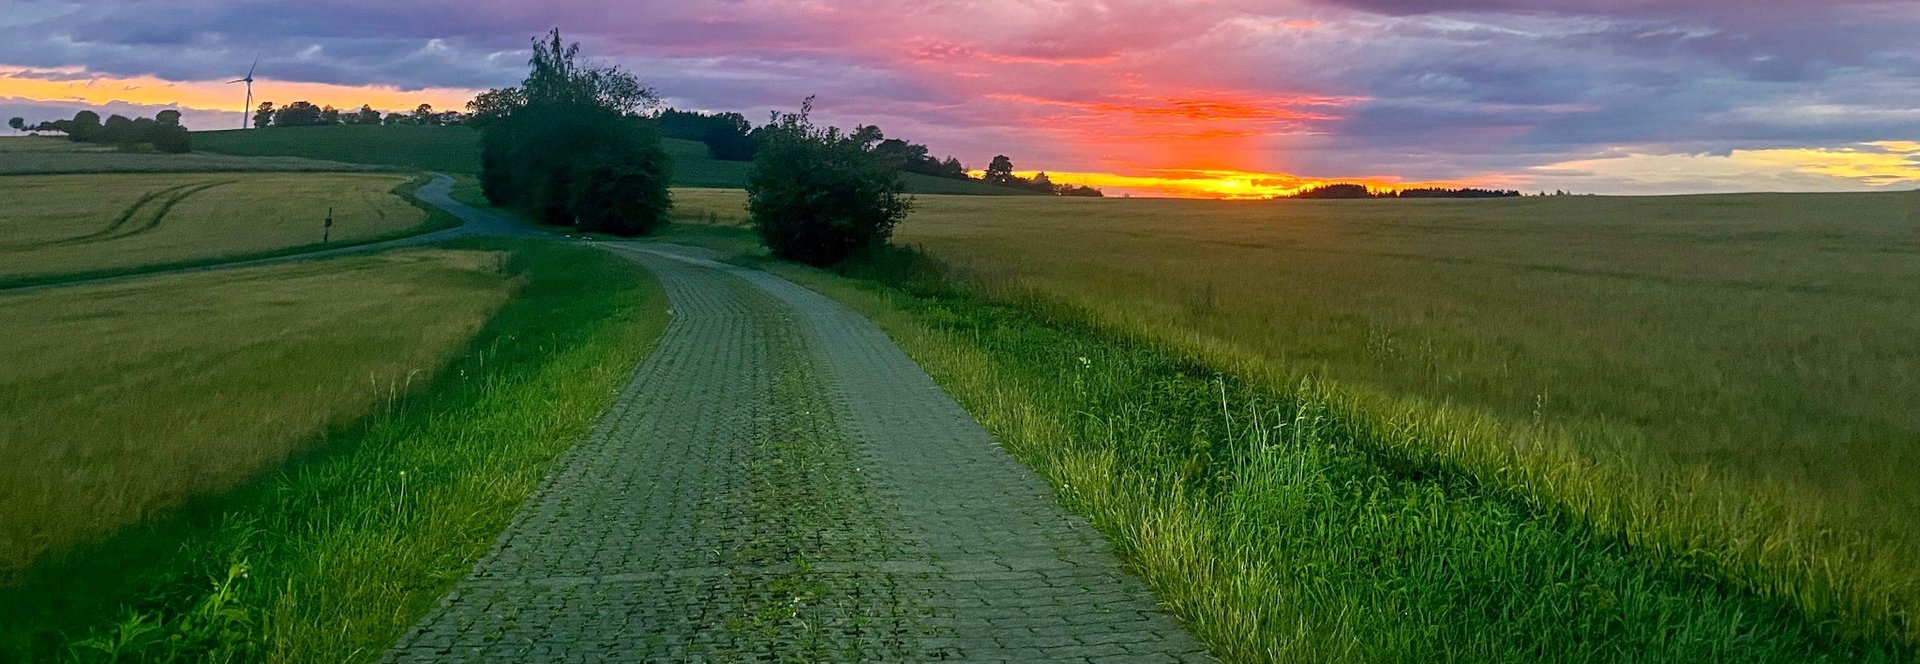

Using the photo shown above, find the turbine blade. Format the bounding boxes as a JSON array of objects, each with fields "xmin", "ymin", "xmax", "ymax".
[
  {"xmin": 247, "ymin": 55, "xmax": 257, "ymax": 79},
  {"xmin": 228, "ymin": 78, "xmax": 246, "ymax": 83}
]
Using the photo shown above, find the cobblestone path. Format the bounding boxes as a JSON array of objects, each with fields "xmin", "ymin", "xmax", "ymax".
[{"xmin": 384, "ymin": 242, "xmax": 1208, "ymax": 662}]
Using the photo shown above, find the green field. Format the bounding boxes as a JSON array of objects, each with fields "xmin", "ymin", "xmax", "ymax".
[
  {"xmin": 670, "ymin": 187, "xmax": 1920, "ymax": 652},
  {"xmin": 0, "ymin": 136, "xmax": 386, "ymax": 175},
  {"xmin": 195, "ymin": 124, "xmax": 1043, "ymax": 195},
  {"xmin": 0, "ymin": 172, "xmax": 442, "ymax": 286},
  {"xmin": 0, "ymin": 240, "xmax": 668, "ymax": 661}
]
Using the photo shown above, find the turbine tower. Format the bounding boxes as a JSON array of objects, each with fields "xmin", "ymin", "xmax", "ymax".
[{"xmin": 229, "ymin": 56, "xmax": 257, "ymax": 129}]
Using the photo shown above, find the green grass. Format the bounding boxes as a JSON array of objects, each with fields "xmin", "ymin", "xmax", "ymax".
[
  {"xmin": 197, "ymin": 124, "xmax": 1044, "ymax": 195},
  {"xmin": 652, "ymin": 184, "xmax": 1920, "ymax": 657},
  {"xmin": 0, "ymin": 136, "xmax": 389, "ymax": 175},
  {"xmin": 0, "ymin": 239, "xmax": 668, "ymax": 662},
  {"xmin": 0, "ymin": 172, "xmax": 451, "ymax": 288}
]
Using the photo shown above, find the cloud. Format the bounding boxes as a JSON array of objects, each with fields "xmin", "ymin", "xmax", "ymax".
[{"xmin": 0, "ymin": 0, "xmax": 1915, "ymax": 194}]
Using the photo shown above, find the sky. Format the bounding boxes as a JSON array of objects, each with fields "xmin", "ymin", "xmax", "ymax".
[{"xmin": 2, "ymin": 0, "xmax": 1917, "ymax": 197}]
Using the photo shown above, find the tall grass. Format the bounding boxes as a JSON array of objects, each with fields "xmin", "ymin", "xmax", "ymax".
[
  {"xmin": 667, "ymin": 188, "xmax": 1920, "ymax": 649},
  {"xmin": 0, "ymin": 239, "xmax": 668, "ymax": 662}
]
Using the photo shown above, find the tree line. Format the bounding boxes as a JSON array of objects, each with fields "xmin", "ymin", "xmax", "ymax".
[
  {"xmin": 1285, "ymin": 183, "xmax": 1521, "ymax": 199},
  {"xmin": 656, "ymin": 109, "xmax": 1100, "ymax": 196},
  {"xmin": 250, "ymin": 102, "xmax": 467, "ymax": 128},
  {"xmin": 11, "ymin": 110, "xmax": 191, "ymax": 153}
]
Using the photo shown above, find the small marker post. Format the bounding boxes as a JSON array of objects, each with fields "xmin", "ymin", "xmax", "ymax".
[{"xmin": 323, "ymin": 207, "xmax": 333, "ymax": 244}]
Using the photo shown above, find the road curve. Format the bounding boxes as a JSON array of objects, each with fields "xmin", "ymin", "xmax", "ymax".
[{"xmin": 381, "ymin": 234, "xmax": 1209, "ymax": 661}]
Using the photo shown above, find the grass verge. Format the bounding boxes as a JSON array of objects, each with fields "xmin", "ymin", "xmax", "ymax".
[
  {"xmin": 654, "ymin": 224, "xmax": 1912, "ymax": 661},
  {"xmin": 0, "ymin": 238, "xmax": 668, "ymax": 662}
]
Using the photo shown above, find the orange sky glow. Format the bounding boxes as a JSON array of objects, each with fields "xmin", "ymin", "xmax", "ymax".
[{"xmin": 0, "ymin": 64, "xmax": 1455, "ymax": 199}]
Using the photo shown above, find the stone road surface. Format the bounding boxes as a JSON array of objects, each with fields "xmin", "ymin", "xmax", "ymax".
[{"xmin": 383, "ymin": 241, "xmax": 1209, "ymax": 662}]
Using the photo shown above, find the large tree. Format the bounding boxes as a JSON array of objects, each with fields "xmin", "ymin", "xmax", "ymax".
[
  {"xmin": 67, "ymin": 110, "xmax": 101, "ymax": 142},
  {"xmin": 983, "ymin": 155, "xmax": 1016, "ymax": 185},
  {"xmin": 471, "ymin": 29, "xmax": 672, "ymax": 235}
]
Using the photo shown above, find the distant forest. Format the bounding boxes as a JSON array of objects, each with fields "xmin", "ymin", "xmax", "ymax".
[
  {"xmin": 1286, "ymin": 183, "xmax": 1522, "ymax": 199},
  {"xmin": 230, "ymin": 99, "xmax": 1102, "ymax": 197}
]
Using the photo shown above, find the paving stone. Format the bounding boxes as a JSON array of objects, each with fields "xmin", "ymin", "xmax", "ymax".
[{"xmin": 383, "ymin": 240, "xmax": 1206, "ymax": 662}]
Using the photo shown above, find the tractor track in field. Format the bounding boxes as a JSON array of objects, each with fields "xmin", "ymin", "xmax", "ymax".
[{"xmin": 382, "ymin": 203, "xmax": 1208, "ymax": 660}]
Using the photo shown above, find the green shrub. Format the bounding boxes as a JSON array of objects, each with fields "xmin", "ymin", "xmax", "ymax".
[{"xmin": 747, "ymin": 98, "xmax": 912, "ymax": 266}]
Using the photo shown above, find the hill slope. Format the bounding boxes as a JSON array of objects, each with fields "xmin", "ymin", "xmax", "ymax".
[{"xmin": 197, "ymin": 125, "xmax": 1042, "ymax": 196}]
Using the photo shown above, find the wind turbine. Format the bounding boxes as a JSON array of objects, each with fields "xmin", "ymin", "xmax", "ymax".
[{"xmin": 229, "ymin": 56, "xmax": 257, "ymax": 129}]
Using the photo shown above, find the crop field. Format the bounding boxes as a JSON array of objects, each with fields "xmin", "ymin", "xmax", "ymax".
[
  {"xmin": 0, "ymin": 172, "xmax": 436, "ymax": 285},
  {"xmin": 671, "ymin": 187, "xmax": 1920, "ymax": 650},
  {"xmin": 0, "ymin": 248, "xmax": 514, "ymax": 581},
  {"xmin": 0, "ymin": 136, "xmax": 385, "ymax": 175},
  {"xmin": 196, "ymin": 124, "xmax": 1042, "ymax": 195}
]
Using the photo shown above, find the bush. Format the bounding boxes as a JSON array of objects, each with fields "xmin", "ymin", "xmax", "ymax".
[
  {"xmin": 747, "ymin": 99, "xmax": 912, "ymax": 266},
  {"xmin": 571, "ymin": 139, "xmax": 672, "ymax": 236}
]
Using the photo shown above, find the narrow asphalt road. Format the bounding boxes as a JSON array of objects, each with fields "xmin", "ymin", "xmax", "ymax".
[{"xmin": 382, "ymin": 197, "xmax": 1209, "ymax": 660}]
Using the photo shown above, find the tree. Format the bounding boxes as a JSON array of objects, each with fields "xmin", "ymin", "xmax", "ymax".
[
  {"xmin": 747, "ymin": 97, "xmax": 912, "ymax": 266},
  {"xmin": 467, "ymin": 88, "xmax": 526, "ymax": 128},
  {"xmin": 9, "ymin": 117, "xmax": 26, "ymax": 134},
  {"xmin": 1289, "ymin": 183, "xmax": 1372, "ymax": 199},
  {"xmin": 151, "ymin": 124, "xmax": 191, "ymax": 153},
  {"xmin": 253, "ymin": 102, "xmax": 275, "ymax": 129},
  {"xmin": 355, "ymin": 105, "xmax": 381, "ymax": 125},
  {"xmin": 68, "ymin": 110, "xmax": 101, "ymax": 142},
  {"xmin": 850, "ymin": 124, "xmax": 885, "ymax": 149},
  {"xmin": 412, "ymin": 104, "xmax": 438, "ymax": 126},
  {"xmin": 471, "ymin": 28, "xmax": 671, "ymax": 235},
  {"xmin": 382, "ymin": 112, "xmax": 405, "ymax": 126},
  {"xmin": 155, "ymin": 110, "xmax": 181, "ymax": 127},
  {"xmin": 272, "ymin": 101, "xmax": 324, "ymax": 127},
  {"xmin": 319, "ymin": 105, "xmax": 341, "ymax": 125},
  {"xmin": 569, "ymin": 121, "xmax": 672, "ymax": 235},
  {"xmin": 984, "ymin": 155, "xmax": 1015, "ymax": 185}
]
